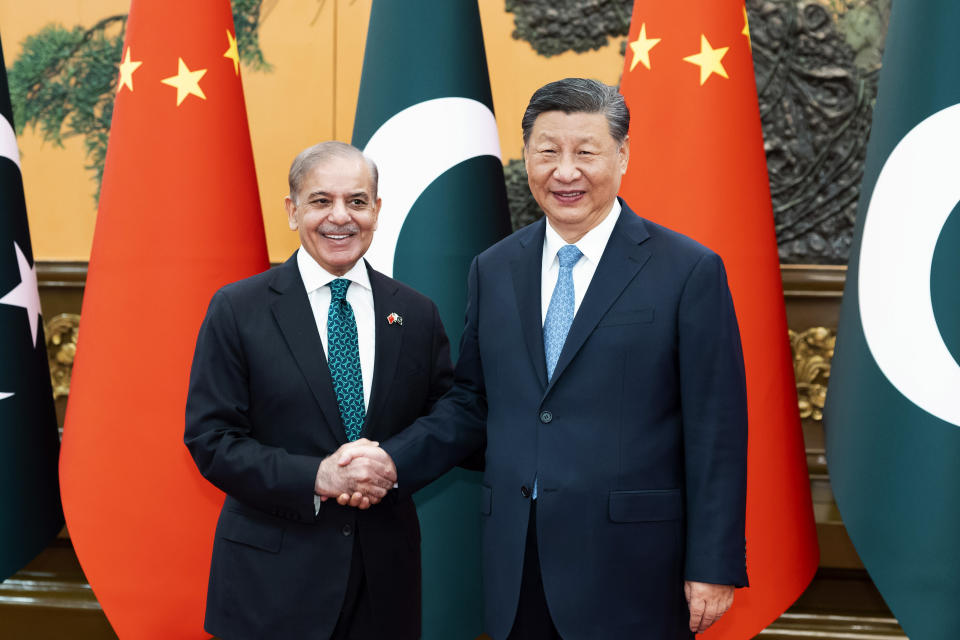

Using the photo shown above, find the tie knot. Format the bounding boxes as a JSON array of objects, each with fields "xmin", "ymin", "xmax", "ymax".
[
  {"xmin": 329, "ymin": 278, "xmax": 350, "ymax": 302},
  {"xmin": 557, "ymin": 244, "xmax": 583, "ymax": 269}
]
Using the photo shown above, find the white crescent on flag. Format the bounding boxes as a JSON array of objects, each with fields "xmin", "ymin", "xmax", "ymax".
[
  {"xmin": 361, "ymin": 97, "xmax": 502, "ymax": 276},
  {"xmin": 0, "ymin": 114, "xmax": 21, "ymax": 169},
  {"xmin": 858, "ymin": 102, "xmax": 960, "ymax": 427}
]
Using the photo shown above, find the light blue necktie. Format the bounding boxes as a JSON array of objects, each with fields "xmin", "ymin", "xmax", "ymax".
[
  {"xmin": 543, "ymin": 244, "xmax": 584, "ymax": 380},
  {"xmin": 327, "ymin": 279, "xmax": 365, "ymax": 441},
  {"xmin": 535, "ymin": 244, "xmax": 582, "ymax": 500}
]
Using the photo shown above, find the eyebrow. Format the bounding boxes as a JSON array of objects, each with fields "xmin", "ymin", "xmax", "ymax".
[
  {"xmin": 534, "ymin": 134, "xmax": 599, "ymax": 145},
  {"xmin": 306, "ymin": 190, "xmax": 370, "ymax": 200}
]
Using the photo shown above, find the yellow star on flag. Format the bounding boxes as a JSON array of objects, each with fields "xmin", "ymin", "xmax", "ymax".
[
  {"xmin": 628, "ymin": 23, "xmax": 661, "ymax": 72},
  {"xmin": 117, "ymin": 46, "xmax": 142, "ymax": 93},
  {"xmin": 224, "ymin": 30, "xmax": 240, "ymax": 75},
  {"xmin": 743, "ymin": 7, "xmax": 752, "ymax": 49},
  {"xmin": 161, "ymin": 58, "xmax": 207, "ymax": 106},
  {"xmin": 683, "ymin": 34, "xmax": 730, "ymax": 86}
]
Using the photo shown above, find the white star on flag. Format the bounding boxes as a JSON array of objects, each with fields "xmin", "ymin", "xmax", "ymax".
[
  {"xmin": 0, "ymin": 392, "xmax": 13, "ymax": 400},
  {"xmin": 0, "ymin": 242, "xmax": 43, "ymax": 347}
]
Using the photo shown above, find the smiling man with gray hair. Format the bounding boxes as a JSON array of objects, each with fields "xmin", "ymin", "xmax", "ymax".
[
  {"xmin": 341, "ymin": 78, "xmax": 749, "ymax": 639},
  {"xmin": 185, "ymin": 140, "xmax": 452, "ymax": 639}
]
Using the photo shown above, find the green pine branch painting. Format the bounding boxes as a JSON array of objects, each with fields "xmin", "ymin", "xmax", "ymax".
[{"xmin": 6, "ymin": 0, "xmax": 268, "ymax": 202}]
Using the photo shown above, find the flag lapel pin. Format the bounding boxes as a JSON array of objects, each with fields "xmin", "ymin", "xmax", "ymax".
[{"xmin": 387, "ymin": 312, "xmax": 403, "ymax": 326}]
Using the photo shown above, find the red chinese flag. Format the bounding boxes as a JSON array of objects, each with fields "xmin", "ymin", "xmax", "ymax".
[
  {"xmin": 59, "ymin": 1, "xmax": 268, "ymax": 637},
  {"xmin": 618, "ymin": 2, "xmax": 818, "ymax": 637}
]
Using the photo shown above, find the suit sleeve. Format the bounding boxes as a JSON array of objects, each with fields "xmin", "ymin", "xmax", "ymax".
[
  {"xmin": 382, "ymin": 257, "xmax": 488, "ymax": 495},
  {"xmin": 423, "ymin": 297, "xmax": 485, "ymax": 472},
  {"xmin": 184, "ymin": 290, "xmax": 321, "ymax": 522},
  {"xmin": 677, "ymin": 253, "xmax": 749, "ymax": 587},
  {"xmin": 424, "ymin": 300, "xmax": 454, "ymax": 411}
]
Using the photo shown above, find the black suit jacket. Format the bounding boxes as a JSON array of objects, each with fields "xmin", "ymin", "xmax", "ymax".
[
  {"xmin": 185, "ymin": 254, "xmax": 452, "ymax": 639},
  {"xmin": 384, "ymin": 200, "xmax": 748, "ymax": 640}
]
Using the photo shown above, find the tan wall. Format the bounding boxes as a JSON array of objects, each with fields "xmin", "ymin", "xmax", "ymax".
[{"xmin": 1, "ymin": 0, "xmax": 626, "ymax": 262}]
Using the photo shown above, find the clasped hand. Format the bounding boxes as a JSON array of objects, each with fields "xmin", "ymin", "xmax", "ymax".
[{"xmin": 314, "ymin": 438, "xmax": 397, "ymax": 510}]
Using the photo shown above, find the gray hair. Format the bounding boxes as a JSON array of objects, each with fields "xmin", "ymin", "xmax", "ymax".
[
  {"xmin": 288, "ymin": 141, "xmax": 379, "ymax": 203},
  {"xmin": 521, "ymin": 78, "xmax": 630, "ymax": 145}
]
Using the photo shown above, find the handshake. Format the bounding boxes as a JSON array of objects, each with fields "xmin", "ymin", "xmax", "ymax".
[{"xmin": 314, "ymin": 438, "xmax": 398, "ymax": 509}]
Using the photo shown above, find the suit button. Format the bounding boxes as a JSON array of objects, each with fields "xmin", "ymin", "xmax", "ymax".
[
  {"xmin": 539, "ymin": 410, "xmax": 553, "ymax": 424},
  {"xmin": 341, "ymin": 524, "xmax": 353, "ymax": 537},
  {"xmin": 520, "ymin": 486, "xmax": 531, "ymax": 498}
]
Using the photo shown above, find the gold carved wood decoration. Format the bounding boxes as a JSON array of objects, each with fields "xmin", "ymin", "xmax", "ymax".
[
  {"xmin": 45, "ymin": 313, "xmax": 80, "ymax": 400},
  {"xmin": 790, "ymin": 326, "xmax": 836, "ymax": 421}
]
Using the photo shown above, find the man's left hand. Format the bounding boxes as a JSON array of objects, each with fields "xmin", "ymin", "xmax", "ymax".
[{"xmin": 685, "ymin": 580, "xmax": 734, "ymax": 634}]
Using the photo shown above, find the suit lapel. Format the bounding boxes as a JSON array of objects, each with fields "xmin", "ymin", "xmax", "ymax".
[
  {"xmin": 269, "ymin": 255, "xmax": 348, "ymax": 447},
  {"xmin": 545, "ymin": 202, "xmax": 652, "ymax": 395},
  {"xmin": 363, "ymin": 263, "xmax": 402, "ymax": 441},
  {"xmin": 511, "ymin": 219, "xmax": 549, "ymax": 389}
]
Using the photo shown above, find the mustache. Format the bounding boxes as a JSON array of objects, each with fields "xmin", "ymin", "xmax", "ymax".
[{"xmin": 317, "ymin": 224, "xmax": 360, "ymax": 235}]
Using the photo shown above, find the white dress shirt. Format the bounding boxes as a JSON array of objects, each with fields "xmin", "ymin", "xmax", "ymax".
[{"xmin": 540, "ymin": 199, "xmax": 621, "ymax": 325}]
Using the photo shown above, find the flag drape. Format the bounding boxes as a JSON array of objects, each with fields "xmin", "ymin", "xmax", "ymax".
[
  {"xmin": 59, "ymin": 1, "xmax": 268, "ymax": 637},
  {"xmin": 0, "ymin": 31, "xmax": 64, "ymax": 583},
  {"xmin": 352, "ymin": 1, "xmax": 512, "ymax": 637},
  {"xmin": 824, "ymin": 2, "xmax": 960, "ymax": 638},
  {"xmin": 618, "ymin": 2, "xmax": 819, "ymax": 637}
]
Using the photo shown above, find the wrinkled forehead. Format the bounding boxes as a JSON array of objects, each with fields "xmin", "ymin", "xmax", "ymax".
[
  {"xmin": 298, "ymin": 156, "xmax": 375, "ymax": 196},
  {"xmin": 528, "ymin": 110, "xmax": 617, "ymax": 146}
]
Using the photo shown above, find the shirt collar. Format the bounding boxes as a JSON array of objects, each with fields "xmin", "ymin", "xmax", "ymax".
[
  {"xmin": 297, "ymin": 247, "xmax": 372, "ymax": 294},
  {"xmin": 543, "ymin": 198, "xmax": 621, "ymax": 266}
]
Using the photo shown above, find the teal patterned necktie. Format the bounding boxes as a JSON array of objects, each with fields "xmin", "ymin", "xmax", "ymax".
[
  {"xmin": 327, "ymin": 278, "xmax": 365, "ymax": 441},
  {"xmin": 543, "ymin": 244, "xmax": 584, "ymax": 380}
]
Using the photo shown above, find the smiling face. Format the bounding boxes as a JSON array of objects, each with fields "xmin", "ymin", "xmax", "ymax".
[
  {"xmin": 524, "ymin": 110, "xmax": 629, "ymax": 243},
  {"xmin": 284, "ymin": 154, "xmax": 381, "ymax": 276}
]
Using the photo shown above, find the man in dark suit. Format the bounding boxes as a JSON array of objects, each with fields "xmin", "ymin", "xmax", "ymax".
[
  {"xmin": 344, "ymin": 78, "xmax": 749, "ymax": 639},
  {"xmin": 184, "ymin": 141, "xmax": 452, "ymax": 639}
]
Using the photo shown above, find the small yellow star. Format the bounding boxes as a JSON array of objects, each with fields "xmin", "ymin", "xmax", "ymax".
[
  {"xmin": 223, "ymin": 29, "xmax": 240, "ymax": 75},
  {"xmin": 742, "ymin": 7, "xmax": 752, "ymax": 49},
  {"xmin": 682, "ymin": 34, "xmax": 730, "ymax": 86},
  {"xmin": 117, "ymin": 46, "xmax": 142, "ymax": 93},
  {"xmin": 160, "ymin": 58, "xmax": 207, "ymax": 106},
  {"xmin": 628, "ymin": 23, "xmax": 661, "ymax": 72}
]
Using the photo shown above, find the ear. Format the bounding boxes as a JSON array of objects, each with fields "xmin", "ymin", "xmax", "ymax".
[
  {"xmin": 284, "ymin": 196, "xmax": 298, "ymax": 230},
  {"xmin": 523, "ymin": 144, "xmax": 534, "ymax": 186},
  {"xmin": 371, "ymin": 197, "xmax": 382, "ymax": 231},
  {"xmin": 618, "ymin": 135, "xmax": 630, "ymax": 175}
]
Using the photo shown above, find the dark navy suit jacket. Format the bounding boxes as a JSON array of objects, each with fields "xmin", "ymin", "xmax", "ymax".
[
  {"xmin": 383, "ymin": 199, "xmax": 748, "ymax": 640},
  {"xmin": 185, "ymin": 254, "xmax": 452, "ymax": 639}
]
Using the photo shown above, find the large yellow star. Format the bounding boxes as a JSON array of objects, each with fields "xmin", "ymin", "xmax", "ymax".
[
  {"xmin": 743, "ymin": 7, "xmax": 752, "ymax": 49},
  {"xmin": 117, "ymin": 46, "xmax": 142, "ymax": 93},
  {"xmin": 223, "ymin": 29, "xmax": 240, "ymax": 75},
  {"xmin": 160, "ymin": 58, "xmax": 207, "ymax": 106},
  {"xmin": 628, "ymin": 23, "xmax": 661, "ymax": 72},
  {"xmin": 682, "ymin": 34, "xmax": 730, "ymax": 86}
]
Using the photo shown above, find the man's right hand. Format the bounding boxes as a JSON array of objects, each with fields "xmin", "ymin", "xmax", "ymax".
[{"xmin": 314, "ymin": 439, "xmax": 397, "ymax": 510}]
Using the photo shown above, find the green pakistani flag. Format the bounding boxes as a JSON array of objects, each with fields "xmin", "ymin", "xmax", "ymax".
[
  {"xmin": 0, "ymin": 34, "xmax": 64, "ymax": 581},
  {"xmin": 352, "ymin": 1, "xmax": 512, "ymax": 637},
  {"xmin": 824, "ymin": 2, "xmax": 960, "ymax": 638}
]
